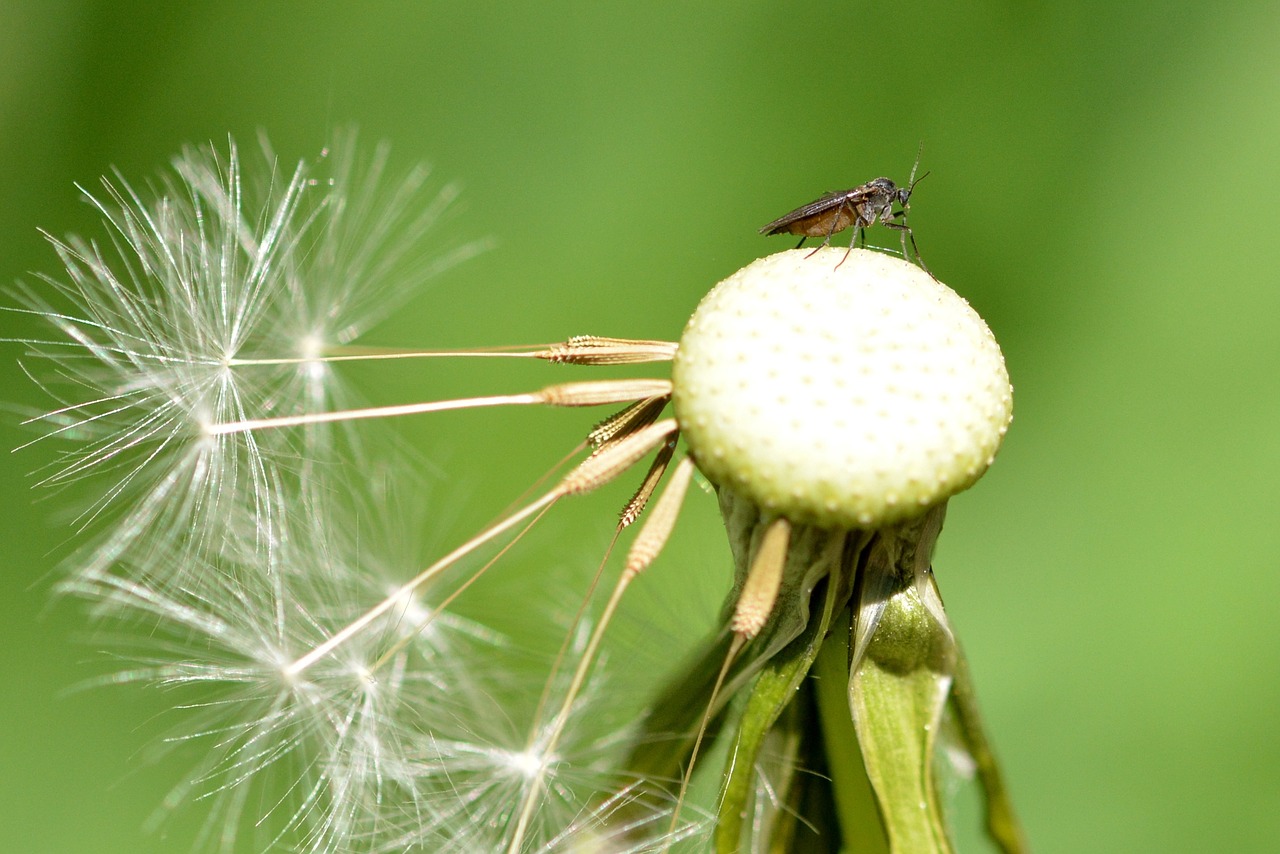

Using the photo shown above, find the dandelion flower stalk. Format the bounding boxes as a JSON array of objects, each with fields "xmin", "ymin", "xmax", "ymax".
[{"xmin": 633, "ymin": 247, "xmax": 1026, "ymax": 853}]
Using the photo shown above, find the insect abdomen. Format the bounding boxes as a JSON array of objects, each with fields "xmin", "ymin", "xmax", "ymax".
[{"xmin": 764, "ymin": 206, "xmax": 857, "ymax": 237}]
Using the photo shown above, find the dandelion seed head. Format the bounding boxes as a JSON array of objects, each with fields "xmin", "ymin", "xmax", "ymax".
[{"xmin": 673, "ymin": 247, "xmax": 1012, "ymax": 529}]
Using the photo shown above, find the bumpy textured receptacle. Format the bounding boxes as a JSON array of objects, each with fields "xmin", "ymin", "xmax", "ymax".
[{"xmin": 672, "ymin": 247, "xmax": 1012, "ymax": 530}]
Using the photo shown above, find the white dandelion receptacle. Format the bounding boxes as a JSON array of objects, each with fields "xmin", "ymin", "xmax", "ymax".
[{"xmin": 672, "ymin": 246, "xmax": 1013, "ymax": 531}]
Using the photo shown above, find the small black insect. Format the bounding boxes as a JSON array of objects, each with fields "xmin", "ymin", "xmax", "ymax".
[{"xmin": 760, "ymin": 152, "xmax": 930, "ymax": 273}]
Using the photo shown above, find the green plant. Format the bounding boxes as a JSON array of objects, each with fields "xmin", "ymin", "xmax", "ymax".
[{"xmin": 9, "ymin": 133, "xmax": 1025, "ymax": 853}]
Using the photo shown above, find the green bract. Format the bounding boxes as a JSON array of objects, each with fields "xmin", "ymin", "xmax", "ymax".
[{"xmin": 672, "ymin": 247, "xmax": 1012, "ymax": 529}]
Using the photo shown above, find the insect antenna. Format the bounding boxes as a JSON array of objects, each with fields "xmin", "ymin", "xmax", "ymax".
[
  {"xmin": 893, "ymin": 142, "xmax": 937, "ymax": 277},
  {"xmin": 907, "ymin": 140, "xmax": 925, "ymax": 192}
]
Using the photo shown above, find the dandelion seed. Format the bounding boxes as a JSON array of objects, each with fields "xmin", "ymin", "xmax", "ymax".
[
  {"xmin": 367, "ymin": 654, "xmax": 703, "ymax": 853},
  {"xmin": 6, "ymin": 130, "xmax": 486, "ymax": 585},
  {"xmin": 75, "ymin": 489, "xmax": 526, "ymax": 853}
]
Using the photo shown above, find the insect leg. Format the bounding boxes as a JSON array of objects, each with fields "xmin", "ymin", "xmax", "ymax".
[
  {"xmin": 885, "ymin": 220, "xmax": 935, "ymax": 279},
  {"xmin": 795, "ymin": 236, "xmax": 808, "ymax": 250},
  {"xmin": 836, "ymin": 225, "xmax": 862, "ymax": 270},
  {"xmin": 820, "ymin": 201, "xmax": 846, "ymax": 247}
]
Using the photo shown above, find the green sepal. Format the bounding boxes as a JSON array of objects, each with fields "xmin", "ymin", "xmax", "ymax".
[{"xmin": 848, "ymin": 567, "xmax": 957, "ymax": 853}]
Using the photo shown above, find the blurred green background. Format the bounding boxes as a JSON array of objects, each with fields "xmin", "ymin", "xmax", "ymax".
[{"xmin": 2, "ymin": 2, "xmax": 1278, "ymax": 852}]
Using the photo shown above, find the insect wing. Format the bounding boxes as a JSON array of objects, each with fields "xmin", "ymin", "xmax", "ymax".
[{"xmin": 759, "ymin": 186, "xmax": 873, "ymax": 235}]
